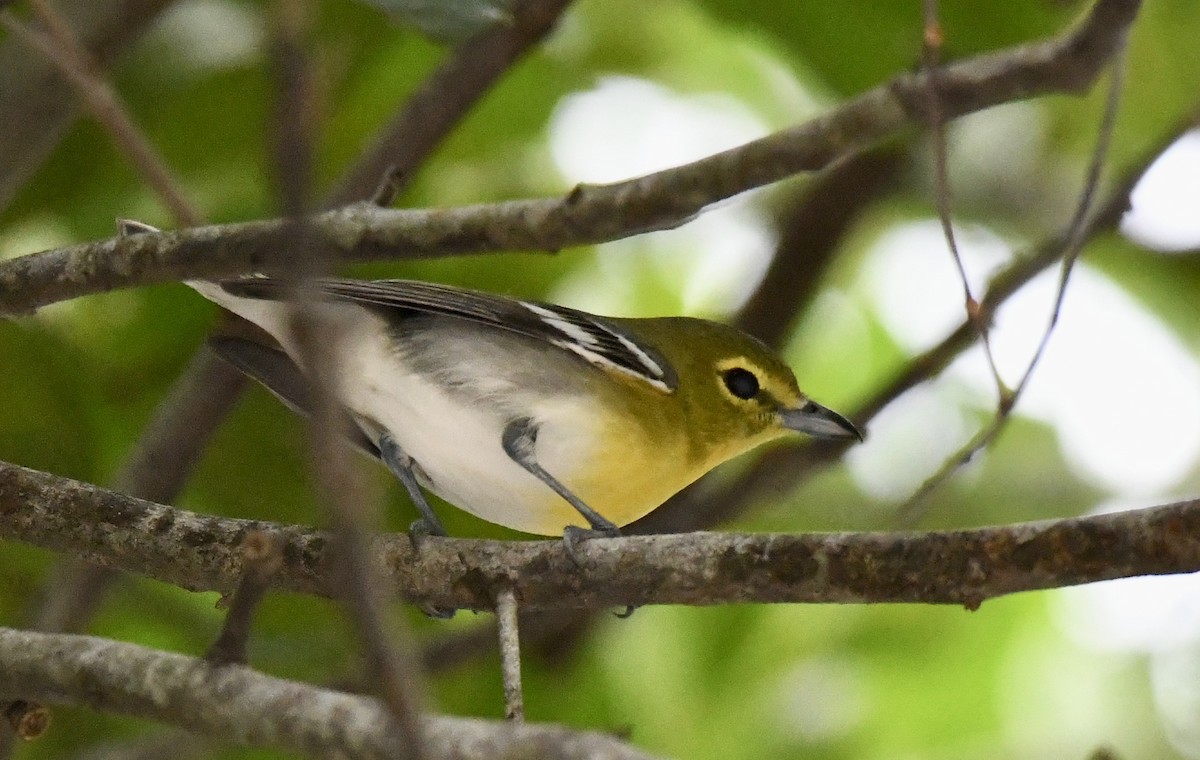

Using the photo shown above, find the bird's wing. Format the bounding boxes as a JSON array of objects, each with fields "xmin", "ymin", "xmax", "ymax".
[
  {"xmin": 208, "ymin": 335, "xmax": 382, "ymax": 458},
  {"xmin": 216, "ymin": 277, "xmax": 677, "ymax": 393}
]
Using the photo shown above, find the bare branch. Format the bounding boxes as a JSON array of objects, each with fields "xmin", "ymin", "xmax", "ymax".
[
  {"xmin": 496, "ymin": 585, "xmax": 525, "ymax": 722},
  {"xmin": 0, "ymin": 0, "xmax": 173, "ymax": 212},
  {"xmin": 3, "ymin": 700, "xmax": 49, "ymax": 741},
  {"xmin": 895, "ymin": 42, "xmax": 1129, "ymax": 526},
  {"xmin": 735, "ymin": 145, "xmax": 904, "ymax": 347},
  {"xmin": 1, "ymin": 2, "xmax": 202, "ymax": 226},
  {"xmin": 327, "ymin": 0, "xmax": 575, "ymax": 206},
  {"xmin": 0, "ymin": 628, "xmax": 663, "ymax": 760},
  {"xmin": 920, "ymin": 0, "xmax": 1006, "ymax": 393},
  {"xmin": 205, "ymin": 529, "xmax": 285, "ymax": 666},
  {"xmin": 0, "ymin": 0, "xmax": 1140, "ymax": 316},
  {"xmin": 2, "ymin": 459, "xmax": 1198, "ymax": 613},
  {"xmin": 270, "ymin": 0, "xmax": 317, "ymax": 218}
]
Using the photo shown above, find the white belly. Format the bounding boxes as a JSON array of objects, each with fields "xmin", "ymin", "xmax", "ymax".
[
  {"xmin": 337, "ymin": 318, "xmax": 600, "ymax": 535},
  {"xmin": 192, "ymin": 286, "xmax": 606, "ymax": 535}
]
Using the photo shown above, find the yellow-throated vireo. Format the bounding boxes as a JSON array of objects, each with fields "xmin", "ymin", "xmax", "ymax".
[{"xmin": 188, "ymin": 277, "xmax": 862, "ymax": 540}]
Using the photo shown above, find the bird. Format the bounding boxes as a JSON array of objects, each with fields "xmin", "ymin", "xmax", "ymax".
[{"xmin": 187, "ymin": 276, "xmax": 863, "ymax": 541}]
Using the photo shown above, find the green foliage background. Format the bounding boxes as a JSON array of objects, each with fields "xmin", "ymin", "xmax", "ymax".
[{"xmin": 3, "ymin": 0, "xmax": 1200, "ymax": 758}]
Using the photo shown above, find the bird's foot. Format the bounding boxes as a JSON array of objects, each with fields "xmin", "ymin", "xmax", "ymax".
[
  {"xmin": 407, "ymin": 517, "xmax": 447, "ymax": 551},
  {"xmin": 562, "ymin": 524, "xmax": 620, "ymax": 566}
]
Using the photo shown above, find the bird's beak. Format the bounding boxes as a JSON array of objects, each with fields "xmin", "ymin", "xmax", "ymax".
[{"xmin": 779, "ymin": 400, "xmax": 863, "ymax": 442}]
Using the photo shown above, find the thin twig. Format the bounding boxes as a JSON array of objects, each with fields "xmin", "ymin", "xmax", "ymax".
[
  {"xmin": 269, "ymin": 3, "xmax": 426, "ymax": 754},
  {"xmin": 0, "ymin": 0, "xmax": 174, "ymax": 212},
  {"xmin": 921, "ymin": 0, "xmax": 1006, "ymax": 393},
  {"xmin": 1, "ymin": 2, "xmax": 201, "ymax": 226},
  {"xmin": 327, "ymin": 0, "xmax": 575, "ymax": 206},
  {"xmin": 272, "ymin": 0, "xmax": 316, "ymax": 219},
  {"xmin": 205, "ymin": 529, "xmax": 285, "ymax": 666},
  {"xmin": 496, "ymin": 585, "xmax": 525, "ymax": 722},
  {"xmin": 894, "ymin": 37, "xmax": 1129, "ymax": 527},
  {"xmin": 1010, "ymin": 44, "xmax": 1128, "ymax": 400}
]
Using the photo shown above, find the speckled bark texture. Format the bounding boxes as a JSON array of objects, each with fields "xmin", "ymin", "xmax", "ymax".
[
  {"xmin": 3, "ymin": 460, "xmax": 1197, "ymax": 613},
  {"xmin": 0, "ymin": 628, "xmax": 661, "ymax": 760},
  {"xmin": 0, "ymin": 0, "xmax": 1137, "ymax": 316}
]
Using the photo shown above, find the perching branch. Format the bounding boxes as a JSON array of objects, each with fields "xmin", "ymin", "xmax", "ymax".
[
  {"xmin": 0, "ymin": 627, "xmax": 662, "ymax": 760},
  {"xmin": 2, "ymin": 459, "xmax": 1198, "ymax": 613},
  {"xmin": 0, "ymin": 0, "xmax": 1139, "ymax": 316}
]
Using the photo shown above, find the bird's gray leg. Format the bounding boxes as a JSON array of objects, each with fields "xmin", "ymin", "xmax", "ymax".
[
  {"xmin": 501, "ymin": 417, "xmax": 620, "ymax": 559},
  {"xmin": 378, "ymin": 432, "xmax": 447, "ymax": 540},
  {"xmin": 379, "ymin": 432, "xmax": 455, "ymax": 619}
]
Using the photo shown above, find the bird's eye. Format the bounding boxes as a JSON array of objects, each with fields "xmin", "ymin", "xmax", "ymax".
[{"xmin": 722, "ymin": 367, "xmax": 760, "ymax": 400}]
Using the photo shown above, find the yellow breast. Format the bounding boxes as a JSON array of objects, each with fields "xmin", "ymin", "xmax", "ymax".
[{"xmin": 525, "ymin": 409, "xmax": 696, "ymax": 536}]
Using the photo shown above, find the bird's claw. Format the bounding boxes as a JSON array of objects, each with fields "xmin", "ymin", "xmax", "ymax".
[{"xmin": 561, "ymin": 524, "xmax": 620, "ymax": 566}]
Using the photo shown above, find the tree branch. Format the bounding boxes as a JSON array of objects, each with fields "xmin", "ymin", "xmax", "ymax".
[
  {"xmin": 0, "ymin": 0, "xmax": 1139, "ymax": 316},
  {"xmin": 2, "ymin": 1, "xmax": 202, "ymax": 226},
  {"xmin": 326, "ymin": 0, "xmax": 574, "ymax": 206},
  {"xmin": 2, "ymin": 460, "xmax": 1197, "ymax": 613},
  {"xmin": 734, "ymin": 145, "xmax": 905, "ymax": 347},
  {"xmin": 0, "ymin": 627, "xmax": 661, "ymax": 760},
  {"xmin": 0, "ymin": 0, "xmax": 174, "ymax": 212}
]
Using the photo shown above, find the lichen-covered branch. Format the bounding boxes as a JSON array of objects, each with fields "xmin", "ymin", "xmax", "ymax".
[
  {"xmin": 2, "ymin": 459, "xmax": 1196, "ymax": 613},
  {"xmin": 0, "ymin": 0, "xmax": 1139, "ymax": 316},
  {"xmin": 0, "ymin": 627, "xmax": 661, "ymax": 760}
]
